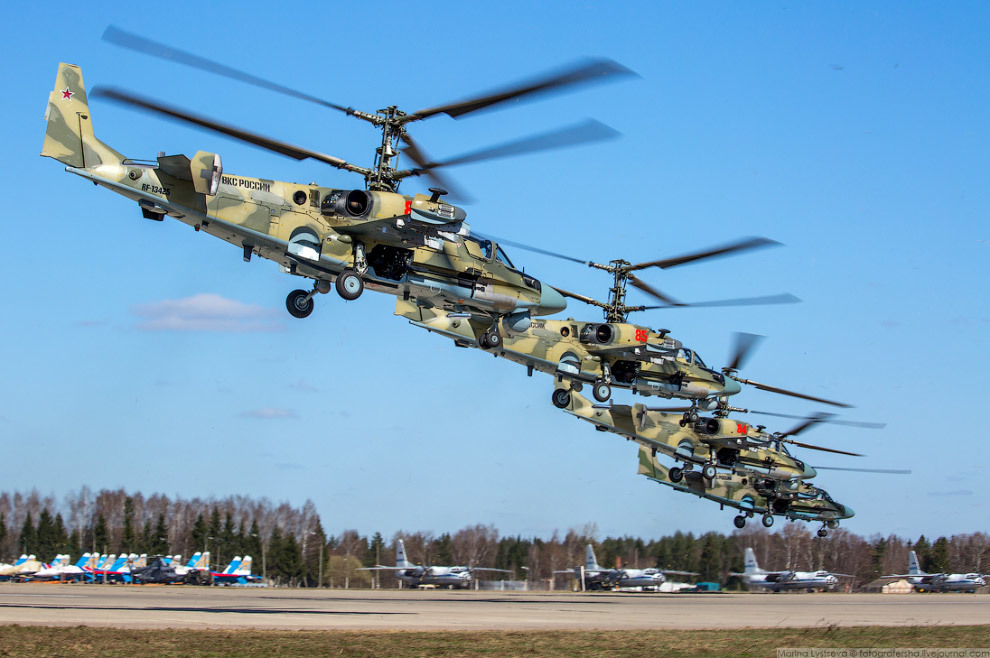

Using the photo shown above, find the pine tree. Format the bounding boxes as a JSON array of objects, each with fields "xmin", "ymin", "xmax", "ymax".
[
  {"xmin": 36, "ymin": 509, "xmax": 59, "ymax": 560},
  {"xmin": 220, "ymin": 512, "xmax": 235, "ymax": 567},
  {"xmin": 20, "ymin": 512, "xmax": 36, "ymax": 555},
  {"xmin": 930, "ymin": 537, "xmax": 950, "ymax": 573},
  {"xmin": 151, "ymin": 514, "xmax": 169, "ymax": 555},
  {"xmin": 434, "ymin": 533, "xmax": 453, "ymax": 565},
  {"xmin": 914, "ymin": 535, "xmax": 932, "ymax": 572},
  {"xmin": 121, "ymin": 497, "xmax": 135, "ymax": 553},
  {"xmin": 93, "ymin": 514, "xmax": 109, "ymax": 554},
  {"xmin": 366, "ymin": 532, "xmax": 385, "ymax": 569},
  {"xmin": 281, "ymin": 534, "xmax": 303, "ymax": 586},
  {"xmin": 267, "ymin": 526, "xmax": 284, "ymax": 584},
  {"xmin": 190, "ymin": 513, "xmax": 207, "ymax": 553}
]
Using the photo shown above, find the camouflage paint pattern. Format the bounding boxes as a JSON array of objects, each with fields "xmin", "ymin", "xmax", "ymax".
[
  {"xmin": 637, "ymin": 446, "xmax": 853, "ymax": 524},
  {"xmin": 41, "ymin": 64, "xmax": 564, "ymax": 322},
  {"xmin": 562, "ymin": 389, "xmax": 816, "ymax": 481},
  {"xmin": 396, "ymin": 302, "xmax": 743, "ymax": 402}
]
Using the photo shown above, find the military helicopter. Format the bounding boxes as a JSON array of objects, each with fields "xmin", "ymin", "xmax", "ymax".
[
  {"xmin": 560, "ymin": 388, "xmax": 880, "ymax": 483},
  {"xmin": 43, "ymin": 29, "xmax": 636, "ymax": 335},
  {"xmin": 398, "ymin": 237, "xmax": 846, "ymax": 407},
  {"xmin": 636, "ymin": 444, "xmax": 853, "ymax": 536}
]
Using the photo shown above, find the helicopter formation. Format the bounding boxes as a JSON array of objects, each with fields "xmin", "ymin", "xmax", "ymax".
[{"xmin": 41, "ymin": 27, "xmax": 905, "ymax": 536}]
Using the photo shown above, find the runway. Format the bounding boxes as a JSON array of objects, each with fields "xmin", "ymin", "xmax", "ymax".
[{"xmin": 0, "ymin": 584, "xmax": 988, "ymax": 630}]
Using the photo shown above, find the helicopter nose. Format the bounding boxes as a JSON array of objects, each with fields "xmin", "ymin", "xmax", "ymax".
[
  {"xmin": 722, "ymin": 378, "xmax": 742, "ymax": 396},
  {"xmin": 802, "ymin": 463, "xmax": 818, "ymax": 479},
  {"xmin": 537, "ymin": 284, "xmax": 567, "ymax": 315},
  {"xmin": 840, "ymin": 504, "xmax": 855, "ymax": 519}
]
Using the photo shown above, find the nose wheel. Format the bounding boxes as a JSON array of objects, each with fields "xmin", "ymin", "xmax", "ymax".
[
  {"xmin": 480, "ymin": 329, "xmax": 502, "ymax": 349},
  {"xmin": 592, "ymin": 380, "xmax": 611, "ymax": 402},
  {"xmin": 286, "ymin": 289, "xmax": 315, "ymax": 319},
  {"xmin": 733, "ymin": 515, "xmax": 746, "ymax": 529},
  {"xmin": 761, "ymin": 513, "xmax": 774, "ymax": 528},
  {"xmin": 817, "ymin": 527, "xmax": 829, "ymax": 538},
  {"xmin": 551, "ymin": 387, "xmax": 571, "ymax": 409}
]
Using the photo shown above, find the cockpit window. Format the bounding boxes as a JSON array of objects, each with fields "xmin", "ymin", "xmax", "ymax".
[
  {"xmin": 463, "ymin": 236, "xmax": 493, "ymax": 261},
  {"xmin": 495, "ymin": 244, "xmax": 515, "ymax": 269},
  {"xmin": 693, "ymin": 352, "xmax": 707, "ymax": 368}
]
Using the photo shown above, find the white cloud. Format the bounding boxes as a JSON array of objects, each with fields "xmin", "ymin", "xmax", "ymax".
[
  {"xmin": 132, "ymin": 293, "xmax": 281, "ymax": 332},
  {"xmin": 239, "ymin": 407, "xmax": 297, "ymax": 420}
]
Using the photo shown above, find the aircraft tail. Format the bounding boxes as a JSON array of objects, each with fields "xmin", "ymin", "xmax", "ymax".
[
  {"xmin": 222, "ymin": 556, "xmax": 243, "ymax": 574},
  {"xmin": 41, "ymin": 63, "xmax": 123, "ymax": 167},
  {"xmin": 585, "ymin": 544, "xmax": 603, "ymax": 571},
  {"xmin": 744, "ymin": 548, "xmax": 765, "ymax": 575},
  {"xmin": 74, "ymin": 553, "xmax": 91, "ymax": 568},
  {"xmin": 236, "ymin": 556, "xmax": 253, "ymax": 575},
  {"xmin": 396, "ymin": 539, "xmax": 414, "ymax": 568},
  {"xmin": 185, "ymin": 552, "xmax": 202, "ymax": 568},
  {"xmin": 908, "ymin": 550, "xmax": 923, "ymax": 576}
]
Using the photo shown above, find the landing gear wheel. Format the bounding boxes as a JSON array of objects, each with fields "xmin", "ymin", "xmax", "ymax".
[
  {"xmin": 733, "ymin": 515, "xmax": 746, "ymax": 529},
  {"xmin": 551, "ymin": 388, "xmax": 571, "ymax": 409},
  {"xmin": 481, "ymin": 330, "xmax": 502, "ymax": 350},
  {"xmin": 827, "ymin": 519, "xmax": 839, "ymax": 530},
  {"xmin": 761, "ymin": 514, "xmax": 774, "ymax": 528},
  {"xmin": 702, "ymin": 463, "xmax": 717, "ymax": 480},
  {"xmin": 669, "ymin": 467, "xmax": 684, "ymax": 483},
  {"xmin": 286, "ymin": 289, "xmax": 314, "ymax": 319},
  {"xmin": 592, "ymin": 381, "xmax": 611, "ymax": 402},
  {"xmin": 817, "ymin": 527, "xmax": 828, "ymax": 538},
  {"xmin": 335, "ymin": 269, "xmax": 364, "ymax": 300}
]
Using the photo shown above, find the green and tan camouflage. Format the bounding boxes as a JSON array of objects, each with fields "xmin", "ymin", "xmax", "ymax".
[
  {"xmin": 636, "ymin": 445, "xmax": 854, "ymax": 532},
  {"xmin": 396, "ymin": 302, "xmax": 742, "ymax": 404},
  {"xmin": 560, "ymin": 389, "xmax": 816, "ymax": 481},
  {"xmin": 41, "ymin": 63, "xmax": 566, "ymax": 323}
]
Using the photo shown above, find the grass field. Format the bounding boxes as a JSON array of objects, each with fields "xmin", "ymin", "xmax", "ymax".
[{"xmin": 0, "ymin": 625, "xmax": 987, "ymax": 657}]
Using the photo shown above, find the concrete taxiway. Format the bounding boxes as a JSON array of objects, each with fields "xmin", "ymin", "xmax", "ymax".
[{"xmin": 0, "ymin": 584, "xmax": 987, "ymax": 631}]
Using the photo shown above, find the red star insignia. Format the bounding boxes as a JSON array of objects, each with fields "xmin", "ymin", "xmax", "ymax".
[{"xmin": 61, "ymin": 87, "xmax": 73, "ymax": 101}]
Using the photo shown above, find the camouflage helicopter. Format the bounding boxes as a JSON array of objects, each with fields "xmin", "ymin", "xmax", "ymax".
[
  {"xmin": 42, "ymin": 28, "xmax": 637, "ymax": 334},
  {"xmin": 399, "ymin": 238, "xmax": 846, "ymax": 408},
  {"xmin": 636, "ymin": 445, "xmax": 853, "ymax": 536},
  {"xmin": 559, "ymin": 388, "xmax": 879, "ymax": 482}
]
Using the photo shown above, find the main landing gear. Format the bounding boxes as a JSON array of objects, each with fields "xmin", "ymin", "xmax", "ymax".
[
  {"xmin": 286, "ymin": 269, "xmax": 366, "ymax": 319},
  {"xmin": 551, "ymin": 387, "xmax": 571, "ymax": 409}
]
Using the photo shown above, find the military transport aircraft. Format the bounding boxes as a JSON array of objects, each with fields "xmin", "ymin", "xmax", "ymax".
[
  {"xmin": 730, "ymin": 548, "xmax": 853, "ymax": 592},
  {"xmin": 883, "ymin": 551, "xmax": 987, "ymax": 593},
  {"xmin": 555, "ymin": 544, "xmax": 696, "ymax": 590},
  {"xmin": 360, "ymin": 539, "xmax": 509, "ymax": 589}
]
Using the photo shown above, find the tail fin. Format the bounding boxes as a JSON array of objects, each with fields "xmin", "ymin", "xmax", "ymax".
[
  {"xmin": 185, "ymin": 552, "xmax": 202, "ymax": 568},
  {"xmin": 194, "ymin": 552, "xmax": 211, "ymax": 571},
  {"xmin": 585, "ymin": 544, "xmax": 602, "ymax": 571},
  {"xmin": 74, "ymin": 553, "xmax": 91, "ymax": 568},
  {"xmin": 222, "ymin": 557, "xmax": 242, "ymax": 574},
  {"xmin": 396, "ymin": 539, "xmax": 414, "ymax": 568},
  {"xmin": 908, "ymin": 550, "xmax": 922, "ymax": 575},
  {"xmin": 744, "ymin": 548, "xmax": 764, "ymax": 575},
  {"xmin": 41, "ymin": 63, "xmax": 123, "ymax": 167},
  {"xmin": 236, "ymin": 556, "xmax": 253, "ymax": 575}
]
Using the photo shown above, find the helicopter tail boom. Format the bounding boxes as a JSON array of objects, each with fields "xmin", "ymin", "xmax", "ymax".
[{"xmin": 42, "ymin": 63, "xmax": 123, "ymax": 168}]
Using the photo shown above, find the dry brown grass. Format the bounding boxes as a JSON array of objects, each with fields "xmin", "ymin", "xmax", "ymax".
[{"xmin": 0, "ymin": 625, "xmax": 988, "ymax": 657}]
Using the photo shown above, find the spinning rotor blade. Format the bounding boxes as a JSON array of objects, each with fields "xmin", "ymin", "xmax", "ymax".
[
  {"xmin": 403, "ymin": 119, "xmax": 619, "ymax": 171},
  {"xmin": 638, "ymin": 293, "xmax": 801, "ymax": 310},
  {"xmin": 732, "ymin": 376, "xmax": 852, "ymax": 408},
  {"xmin": 475, "ymin": 236, "xmax": 589, "ymax": 265},
  {"xmin": 643, "ymin": 406, "xmax": 696, "ymax": 413},
  {"xmin": 551, "ymin": 286, "xmax": 603, "ymax": 307},
  {"xmin": 406, "ymin": 58, "xmax": 637, "ymax": 122},
  {"xmin": 785, "ymin": 439, "xmax": 862, "ymax": 457},
  {"xmin": 813, "ymin": 466, "xmax": 912, "ymax": 474},
  {"xmin": 748, "ymin": 410, "xmax": 886, "ymax": 430},
  {"xmin": 103, "ymin": 26, "xmax": 356, "ymax": 115},
  {"xmin": 780, "ymin": 412, "xmax": 836, "ymax": 437},
  {"xmin": 398, "ymin": 132, "xmax": 468, "ymax": 202},
  {"xmin": 93, "ymin": 87, "xmax": 367, "ymax": 173},
  {"xmin": 627, "ymin": 237, "xmax": 781, "ymax": 272},
  {"xmin": 725, "ymin": 332, "xmax": 764, "ymax": 372},
  {"xmin": 627, "ymin": 273, "xmax": 683, "ymax": 306}
]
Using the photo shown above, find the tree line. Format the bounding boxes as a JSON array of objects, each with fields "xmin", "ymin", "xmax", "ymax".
[{"xmin": 1, "ymin": 488, "xmax": 986, "ymax": 589}]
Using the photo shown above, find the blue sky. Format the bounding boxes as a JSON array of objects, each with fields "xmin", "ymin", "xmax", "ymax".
[{"xmin": 1, "ymin": 1, "xmax": 987, "ymax": 541}]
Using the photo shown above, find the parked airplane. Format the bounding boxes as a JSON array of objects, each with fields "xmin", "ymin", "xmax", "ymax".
[
  {"xmin": 0, "ymin": 555, "xmax": 42, "ymax": 580},
  {"xmin": 31, "ymin": 553, "xmax": 96, "ymax": 581},
  {"xmin": 731, "ymin": 547, "xmax": 850, "ymax": 592},
  {"xmin": 556, "ymin": 545, "xmax": 697, "ymax": 590},
  {"xmin": 212, "ymin": 556, "xmax": 263, "ymax": 585},
  {"xmin": 884, "ymin": 551, "xmax": 987, "ymax": 593},
  {"xmin": 361, "ymin": 539, "xmax": 509, "ymax": 589}
]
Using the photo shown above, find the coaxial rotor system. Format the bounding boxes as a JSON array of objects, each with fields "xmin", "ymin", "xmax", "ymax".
[{"xmin": 97, "ymin": 26, "xmax": 636, "ymax": 201}]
